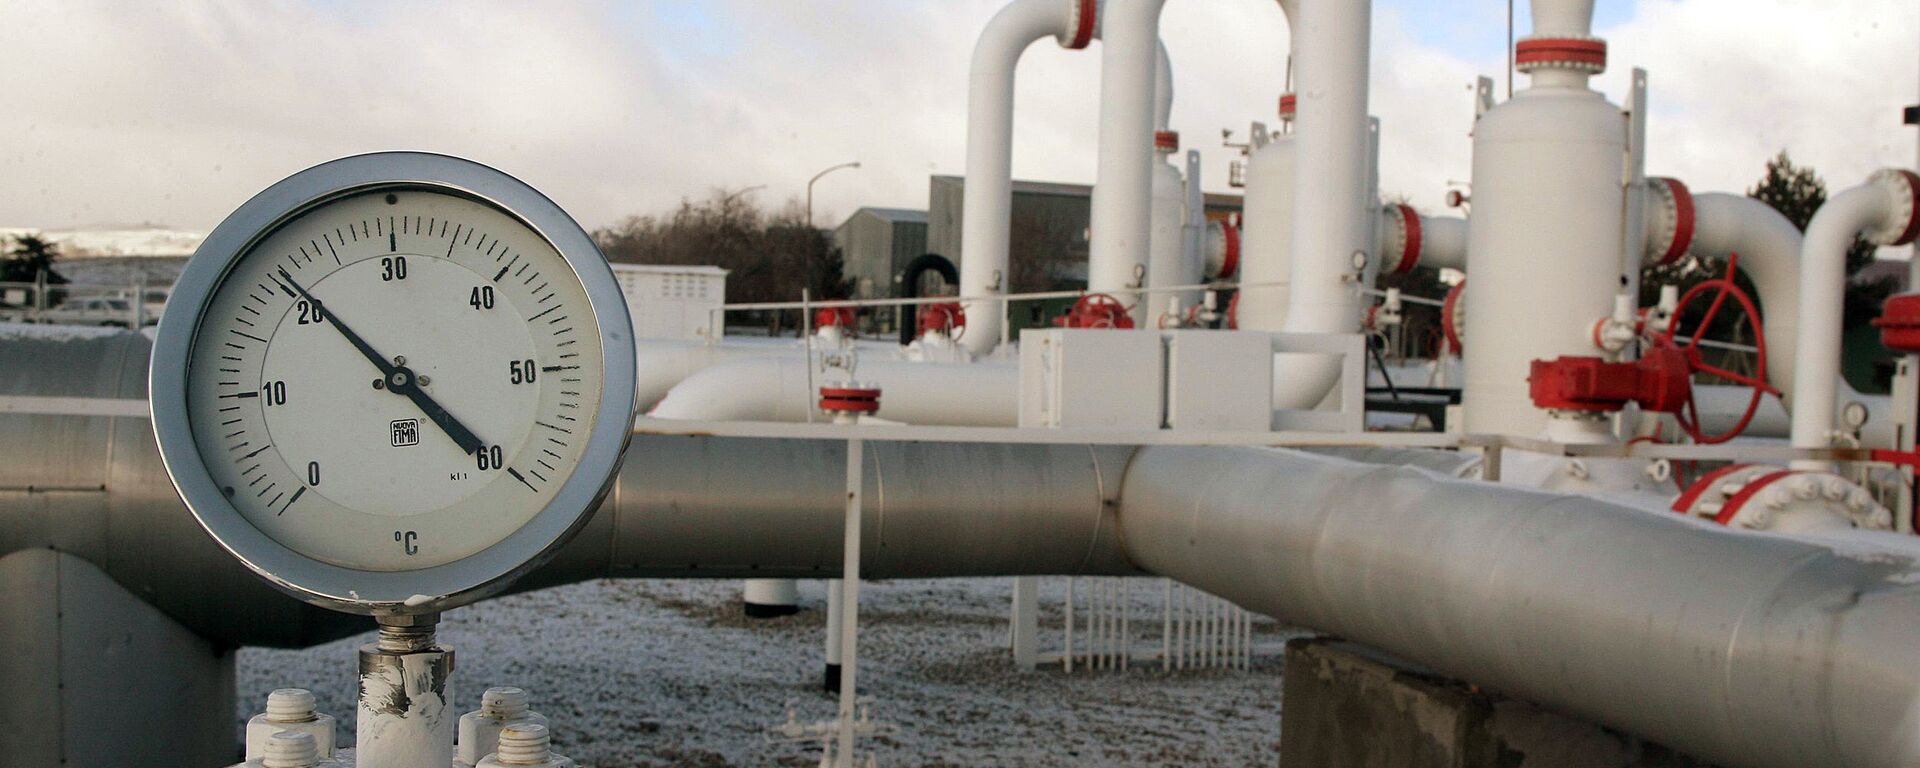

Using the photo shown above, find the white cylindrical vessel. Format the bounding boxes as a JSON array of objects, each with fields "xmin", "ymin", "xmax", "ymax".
[
  {"xmin": 743, "ymin": 578, "xmax": 801, "ymax": 618},
  {"xmin": 1236, "ymin": 131, "xmax": 1295, "ymax": 330},
  {"xmin": 1461, "ymin": 52, "xmax": 1624, "ymax": 435},
  {"xmin": 1147, "ymin": 134, "xmax": 1193, "ymax": 324}
]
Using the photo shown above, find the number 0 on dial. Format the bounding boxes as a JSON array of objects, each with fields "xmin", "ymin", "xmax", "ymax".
[{"xmin": 150, "ymin": 152, "xmax": 637, "ymax": 615}]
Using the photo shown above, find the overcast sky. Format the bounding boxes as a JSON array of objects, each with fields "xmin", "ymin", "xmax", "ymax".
[{"xmin": 1, "ymin": 0, "xmax": 1915, "ymax": 235}]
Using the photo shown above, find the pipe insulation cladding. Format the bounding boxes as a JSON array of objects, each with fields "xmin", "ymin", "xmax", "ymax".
[
  {"xmin": 12, "ymin": 333, "xmax": 1920, "ymax": 766},
  {"xmin": 1087, "ymin": 0, "xmax": 1168, "ymax": 327}
]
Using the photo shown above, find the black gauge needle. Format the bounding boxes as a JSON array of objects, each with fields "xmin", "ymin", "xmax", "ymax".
[{"xmin": 275, "ymin": 267, "xmax": 486, "ymax": 456}]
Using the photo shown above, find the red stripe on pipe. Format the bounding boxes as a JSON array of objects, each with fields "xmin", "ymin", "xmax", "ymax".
[
  {"xmin": 1669, "ymin": 463, "xmax": 1757, "ymax": 514},
  {"xmin": 1392, "ymin": 204, "xmax": 1421, "ymax": 274},
  {"xmin": 1712, "ymin": 469, "xmax": 1801, "ymax": 526},
  {"xmin": 1279, "ymin": 93, "xmax": 1297, "ymax": 119},
  {"xmin": 1067, "ymin": 0, "xmax": 1097, "ymax": 50}
]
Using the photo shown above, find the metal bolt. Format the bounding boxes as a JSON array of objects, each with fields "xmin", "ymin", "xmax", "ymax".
[
  {"xmin": 393, "ymin": 356, "xmax": 407, "ymax": 366},
  {"xmin": 372, "ymin": 379, "xmax": 385, "ymax": 390},
  {"xmin": 262, "ymin": 731, "xmax": 321, "ymax": 768},
  {"xmin": 495, "ymin": 722, "xmax": 553, "ymax": 765},
  {"xmin": 265, "ymin": 688, "xmax": 317, "ymax": 723},
  {"xmin": 418, "ymin": 374, "xmax": 431, "ymax": 386},
  {"xmin": 482, "ymin": 686, "xmax": 531, "ymax": 720}
]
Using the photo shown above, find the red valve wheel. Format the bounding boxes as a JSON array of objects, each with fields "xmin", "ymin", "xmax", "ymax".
[
  {"xmin": 1657, "ymin": 254, "xmax": 1779, "ymax": 445},
  {"xmin": 1056, "ymin": 293, "xmax": 1136, "ymax": 329}
]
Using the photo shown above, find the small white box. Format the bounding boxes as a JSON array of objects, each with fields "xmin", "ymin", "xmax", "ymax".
[
  {"xmin": 611, "ymin": 263, "xmax": 728, "ymax": 342},
  {"xmin": 1165, "ymin": 330, "xmax": 1273, "ymax": 431},
  {"xmin": 1019, "ymin": 329, "xmax": 1164, "ymax": 429}
]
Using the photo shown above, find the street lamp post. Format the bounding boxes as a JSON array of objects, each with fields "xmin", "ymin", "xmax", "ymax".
[{"xmin": 804, "ymin": 161, "xmax": 861, "ymax": 304}]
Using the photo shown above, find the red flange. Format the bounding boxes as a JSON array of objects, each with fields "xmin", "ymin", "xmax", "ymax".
[
  {"xmin": 1875, "ymin": 292, "xmax": 1920, "ymax": 353},
  {"xmin": 917, "ymin": 302, "xmax": 966, "ymax": 339},
  {"xmin": 814, "ymin": 307, "xmax": 855, "ymax": 329},
  {"xmin": 1388, "ymin": 203, "xmax": 1421, "ymax": 275},
  {"xmin": 1064, "ymin": 0, "xmax": 1097, "ymax": 50},
  {"xmin": 1440, "ymin": 281, "xmax": 1465, "ymax": 354},
  {"xmin": 1515, "ymin": 37, "xmax": 1608, "ymax": 72},
  {"xmin": 1216, "ymin": 221, "xmax": 1240, "ymax": 280},
  {"xmin": 1154, "ymin": 130, "xmax": 1180, "ymax": 152},
  {"xmin": 1279, "ymin": 93, "xmax": 1297, "ymax": 121},
  {"xmin": 819, "ymin": 385, "xmax": 881, "ymax": 414},
  {"xmin": 1651, "ymin": 177, "xmax": 1694, "ymax": 265}
]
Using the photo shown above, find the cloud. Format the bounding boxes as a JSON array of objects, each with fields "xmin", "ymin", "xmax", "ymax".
[{"xmin": 0, "ymin": 0, "xmax": 1913, "ymax": 241}]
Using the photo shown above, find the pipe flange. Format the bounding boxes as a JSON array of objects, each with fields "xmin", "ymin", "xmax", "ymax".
[
  {"xmin": 1058, "ymin": 0, "xmax": 1098, "ymax": 50},
  {"xmin": 1278, "ymin": 92, "xmax": 1297, "ymax": 123},
  {"xmin": 1154, "ymin": 130, "xmax": 1180, "ymax": 154},
  {"xmin": 1380, "ymin": 203, "xmax": 1421, "ymax": 275},
  {"xmin": 1515, "ymin": 35, "xmax": 1607, "ymax": 75},
  {"xmin": 1440, "ymin": 280, "xmax": 1465, "ymax": 354},
  {"xmin": 1644, "ymin": 177, "xmax": 1694, "ymax": 265},
  {"xmin": 1867, "ymin": 168, "xmax": 1920, "ymax": 246},
  {"xmin": 1672, "ymin": 464, "xmax": 1893, "ymax": 531}
]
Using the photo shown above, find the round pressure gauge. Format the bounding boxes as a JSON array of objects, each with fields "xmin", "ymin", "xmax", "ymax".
[{"xmin": 151, "ymin": 152, "xmax": 636, "ymax": 615}]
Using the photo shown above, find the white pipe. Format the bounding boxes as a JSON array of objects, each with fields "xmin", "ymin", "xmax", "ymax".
[
  {"xmin": 961, "ymin": 0, "xmax": 1175, "ymax": 353},
  {"xmin": 1234, "ymin": 0, "xmax": 1300, "ymax": 332},
  {"xmin": 636, "ymin": 337, "xmax": 899, "ymax": 411},
  {"xmin": 1791, "ymin": 170, "xmax": 1919, "ymax": 466},
  {"xmin": 1685, "ymin": 192, "xmax": 1803, "ymax": 399},
  {"xmin": 960, "ymin": 0, "xmax": 1093, "ymax": 355},
  {"xmin": 1270, "ymin": 0, "xmax": 1373, "ymax": 409},
  {"xmin": 1087, "ymin": 0, "xmax": 1168, "ymax": 326},
  {"xmin": 1417, "ymin": 215, "xmax": 1468, "ymax": 271},
  {"xmin": 649, "ymin": 356, "xmax": 1019, "ymax": 426}
]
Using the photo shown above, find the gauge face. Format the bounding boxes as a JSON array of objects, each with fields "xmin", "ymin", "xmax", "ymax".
[{"xmin": 152, "ymin": 153, "xmax": 635, "ymax": 613}]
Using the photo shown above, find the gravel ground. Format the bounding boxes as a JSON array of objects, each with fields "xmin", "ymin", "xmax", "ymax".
[{"xmin": 239, "ymin": 577, "xmax": 1300, "ymax": 767}]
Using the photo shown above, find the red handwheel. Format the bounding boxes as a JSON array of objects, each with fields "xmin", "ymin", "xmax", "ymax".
[{"xmin": 1657, "ymin": 254, "xmax": 1779, "ymax": 444}]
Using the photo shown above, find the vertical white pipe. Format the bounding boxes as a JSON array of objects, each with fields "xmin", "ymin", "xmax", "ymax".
[
  {"xmin": 1270, "ymin": 0, "xmax": 1374, "ymax": 409},
  {"xmin": 824, "ymin": 578, "xmax": 843, "ymax": 687},
  {"xmin": 1791, "ymin": 172, "xmax": 1916, "ymax": 467},
  {"xmin": 1088, "ymin": 0, "xmax": 1168, "ymax": 324},
  {"xmin": 1064, "ymin": 577, "xmax": 1075, "ymax": 673},
  {"xmin": 1161, "ymin": 579, "xmax": 1172, "ymax": 672},
  {"xmin": 1237, "ymin": 0, "xmax": 1301, "ymax": 333}
]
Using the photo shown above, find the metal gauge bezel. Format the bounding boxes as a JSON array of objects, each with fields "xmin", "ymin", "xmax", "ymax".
[{"xmin": 150, "ymin": 151, "xmax": 636, "ymax": 616}]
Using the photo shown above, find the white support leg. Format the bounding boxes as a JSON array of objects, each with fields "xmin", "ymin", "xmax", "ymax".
[
  {"xmin": 835, "ymin": 437, "xmax": 864, "ymax": 768},
  {"xmin": 1011, "ymin": 576, "xmax": 1038, "ymax": 670}
]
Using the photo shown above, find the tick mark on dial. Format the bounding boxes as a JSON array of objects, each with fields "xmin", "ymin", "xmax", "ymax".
[
  {"xmin": 507, "ymin": 467, "xmax": 537, "ymax": 492},
  {"xmin": 280, "ymin": 486, "xmax": 306, "ymax": 515},
  {"xmin": 220, "ymin": 391, "xmax": 260, "ymax": 399}
]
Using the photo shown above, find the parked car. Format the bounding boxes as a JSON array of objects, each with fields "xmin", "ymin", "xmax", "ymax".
[{"xmin": 38, "ymin": 297, "xmax": 149, "ymax": 327}]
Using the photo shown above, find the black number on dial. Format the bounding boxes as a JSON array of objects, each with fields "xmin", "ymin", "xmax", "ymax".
[
  {"xmin": 294, "ymin": 299, "xmax": 325, "ymax": 325},
  {"xmin": 508, "ymin": 359, "xmax": 537, "ymax": 385},
  {"xmin": 381, "ymin": 256, "xmax": 408, "ymax": 281},
  {"xmin": 307, "ymin": 461, "xmax": 321, "ymax": 486},
  {"xmin": 469, "ymin": 286, "xmax": 495, "ymax": 310},
  {"xmin": 262, "ymin": 380, "xmax": 287, "ymax": 406},
  {"xmin": 476, "ymin": 445, "xmax": 504, "ymax": 471}
]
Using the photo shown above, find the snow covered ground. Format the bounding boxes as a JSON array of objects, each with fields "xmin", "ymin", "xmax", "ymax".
[{"xmin": 239, "ymin": 577, "xmax": 1301, "ymax": 767}]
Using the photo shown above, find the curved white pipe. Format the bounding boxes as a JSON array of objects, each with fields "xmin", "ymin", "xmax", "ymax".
[
  {"xmin": 960, "ymin": 0, "xmax": 1173, "ymax": 353},
  {"xmin": 1152, "ymin": 39, "xmax": 1173, "ymax": 131},
  {"xmin": 1685, "ymin": 192, "xmax": 1802, "ymax": 401},
  {"xmin": 1087, "ymin": 0, "xmax": 1168, "ymax": 326},
  {"xmin": 1270, "ymin": 0, "xmax": 1373, "ymax": 410},
  {"xmin": 649, "ymin": 356, "xmax": 1019, "ymax": 426},
  {"xmin": 1790, "ymin": 171, "xmax": 1918, "ymax": 465}
]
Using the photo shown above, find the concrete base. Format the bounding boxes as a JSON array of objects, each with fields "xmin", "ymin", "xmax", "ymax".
[
  {"xmin": 1280, "ymin": 638, "xmax": 1717, "ymax": 768},
  {"xmin": 0, "ymin": 548, "xmax": 237, "ymax": 768}
]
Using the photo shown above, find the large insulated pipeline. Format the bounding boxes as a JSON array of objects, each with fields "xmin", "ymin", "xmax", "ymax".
[
  {"xmin": 1790, "ymin": 170, "xmax": 1920, "ymax": 468},
  {"xmin": 13, "ymin": 334, "xmax": 1920, "ymax": 766},
  {"xmin": 960, "ymin": 0, "xmax": 1173, "ymax": 353},
  {"xmin": 1118, "ymin": 445, "xmax": 1920, "ymax": 768}
]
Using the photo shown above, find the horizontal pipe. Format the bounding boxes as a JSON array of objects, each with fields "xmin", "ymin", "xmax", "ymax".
[
  {"xmin": 1117, "ymin": 445, "xmax": 1920, "ymax": 768},
  {"xmin": 649, "ymin": 356, "xmax": 1018, "ymax": 426}
]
